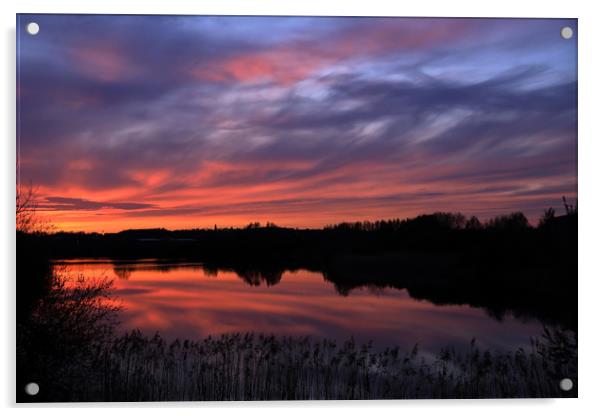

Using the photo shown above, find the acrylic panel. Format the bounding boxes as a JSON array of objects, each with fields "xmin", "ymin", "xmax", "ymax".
[{"xmin": 16, "ymin": 14, "xmax": 577, "ymax": 402}]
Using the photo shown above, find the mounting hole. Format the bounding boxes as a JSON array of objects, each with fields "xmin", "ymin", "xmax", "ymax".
[
  {"xmin": 559, "ymin": 378, "xmax": 573, "ymax": 391},
  {"xmin": 560, "ymin": 26, "xmax": 573, "ymax": 40},
  {"xmin": 24, "ymin": 382, "xmax": 39, "ymax": 396},
  {"xmin": 26, "ymin": 22, "xmax": 40, "ymax": 36}
]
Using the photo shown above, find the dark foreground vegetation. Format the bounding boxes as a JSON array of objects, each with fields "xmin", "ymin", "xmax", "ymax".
[
  {"xmin": 101, "ymin": 329, "xmax": 578, "ymax": 401},
  {"xmin": 19, "ymin": 273, "xmax": 577, "ymax": 402}
]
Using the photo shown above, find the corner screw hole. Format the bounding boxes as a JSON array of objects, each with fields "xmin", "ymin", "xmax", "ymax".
[
  {"xmin": 25, "ymin": 382, "xmax": 39, "ymax": 396},
  {"xmin": 559, "ymin": 378, "xmax": 573, "ymax": 391},
  {"xmin": 560, "ymin": 26, "xmax": 573, "ymax": 40},
  {"xmin": 26, "ymin": 22, "xmax": 40, "ymax": 36}
]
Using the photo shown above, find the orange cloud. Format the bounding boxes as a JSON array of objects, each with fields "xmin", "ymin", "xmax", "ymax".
[{"xmin": 33, "ymin": 151, "xmax": 577, "ymax": 233}]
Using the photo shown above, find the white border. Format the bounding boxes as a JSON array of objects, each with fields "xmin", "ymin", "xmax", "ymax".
[{"xmin": 2, "ymin": 1, "xmax": 601, "ymax": 415}]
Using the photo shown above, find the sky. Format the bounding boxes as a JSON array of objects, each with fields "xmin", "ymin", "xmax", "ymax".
[{"xmin": 17, "ymin": 15, "xmax": 577, "ymax": 232}]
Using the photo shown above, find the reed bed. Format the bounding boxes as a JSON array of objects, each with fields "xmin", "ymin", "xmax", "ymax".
[
  {"xmin": 91, "ymin": 328, "xmax": 576, "ymax": 401},
  {"xmin": 18, "ymin": 271, "xmax": 577, "ymax": 401}
]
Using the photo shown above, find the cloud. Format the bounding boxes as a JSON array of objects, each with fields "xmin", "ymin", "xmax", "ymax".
[
  {"xmin": 16, "ymin": 15, "xmax": 577, "ymax": 230},
  {"xmin": 40, "ymin": 196, "xmax": 154, "ymax": 211}
]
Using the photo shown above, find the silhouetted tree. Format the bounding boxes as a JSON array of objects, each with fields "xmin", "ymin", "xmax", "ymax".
[
  {"xmin": 539, "ymin": 208, "xmax": 556, "ymax": 228},
  {"xmin": 18, "ymin": 272, "xmax": 120, "ymax": 402},
  {"xmin": 434, "ymin": 212, "xmax": 467, "ymax": 229},
  {"xmin": 17, "ymin": 183, "xmax": 121, "ymax": 402},
  {"xmin": 16, "ymin": 183, "xmax": 51, "ymax": 234},
  {"xmin": 465, "ymin": 216, "xmax": 483, "ymax": 230},
  {"xmin": 486, "ymin": 212, "xmax": 530, "ymax": 231},
  {"xmin": 562, "ymin": 196, "xmax": 577, "ymax": 215}
]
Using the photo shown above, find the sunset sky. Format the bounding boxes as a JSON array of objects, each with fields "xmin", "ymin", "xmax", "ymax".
[{"xmin": 17, "ymin": 15, "xmax": 577, "ymax": 232}]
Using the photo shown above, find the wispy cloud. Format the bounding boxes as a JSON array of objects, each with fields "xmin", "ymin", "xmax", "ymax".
[
  {"xmin": 17, "ymin": 15, "xmax": 577, "ymax": 231},
  {"xmin": 40, "ymin": 196, "xmax": 154, "ymax": 211}
]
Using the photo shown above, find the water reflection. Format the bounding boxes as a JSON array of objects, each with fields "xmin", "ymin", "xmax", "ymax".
[{"xmin": 55, "ymin": 259, "xmax": 548, "ymax": 353}]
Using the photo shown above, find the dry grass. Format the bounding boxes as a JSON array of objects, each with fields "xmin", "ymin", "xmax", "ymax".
[{"xmin": 92, "ymin": 329, "xmax": 576, "ymax": 401}]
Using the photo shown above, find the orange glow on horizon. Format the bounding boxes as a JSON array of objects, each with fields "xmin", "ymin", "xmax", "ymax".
[{"xmin": 32, "ymin": 156, "xmax": 576, "ymax": 233}]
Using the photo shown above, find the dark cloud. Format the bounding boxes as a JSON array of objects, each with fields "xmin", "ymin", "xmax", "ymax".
[{"xmin": 41, "ymin": 196, "xmax": 154, "ymax": 211}]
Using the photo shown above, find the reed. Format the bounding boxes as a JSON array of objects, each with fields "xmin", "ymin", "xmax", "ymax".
[{"xmin": 89, "ymin": 329, "xmax": 576, "ymax": 401}]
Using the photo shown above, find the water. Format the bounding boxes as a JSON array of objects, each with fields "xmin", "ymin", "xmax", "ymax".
[{"xmin": 55, "ymin": 259, "xmax": 547, "ymax": 354}]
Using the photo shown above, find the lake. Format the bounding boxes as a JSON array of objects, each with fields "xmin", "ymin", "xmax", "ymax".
[{"xmin": 55, "ymin": 259, "xmax": 549, "ymax": 355}]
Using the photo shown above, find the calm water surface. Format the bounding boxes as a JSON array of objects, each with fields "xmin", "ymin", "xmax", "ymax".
[{"xmin": 56, "ymin": 259, "xmax": 547, "ymax": 354}]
